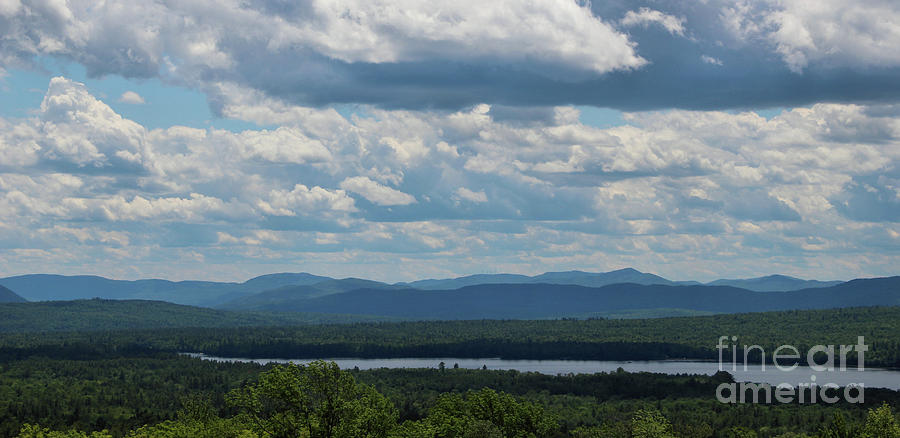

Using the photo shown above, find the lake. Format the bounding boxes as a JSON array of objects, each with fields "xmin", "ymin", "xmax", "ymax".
[{"xmin": 186, "ymin": 354, "xmax": 900, "ymax": 391}]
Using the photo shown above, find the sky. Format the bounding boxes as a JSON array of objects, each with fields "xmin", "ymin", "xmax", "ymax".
[{"xmin": 0, "ymin": 0, "xmax": 898, "ymax": 283}]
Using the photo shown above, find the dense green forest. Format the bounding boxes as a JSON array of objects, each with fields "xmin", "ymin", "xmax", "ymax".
[
  {"xmin": 2, "ymin": 355, "xmax": 899, "ymax": 437},
  {"xmin": 2, "ymin": 306, "xmax": 898, "ymax": 367},
  {"xmin": 0, "ymin": 299, "xmax": 390, "ymax": 332},
  {"xmin": 4, "ymin": 273, "xmax": 897, "ymax": 320},
  {"xmin": 2, "ymin": 307, "xmax": 899, "ymax": 437}
]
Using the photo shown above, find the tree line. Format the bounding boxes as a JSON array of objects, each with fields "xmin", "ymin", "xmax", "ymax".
[
  {"xmin": 2, "ymin": 354, "xmax": 899, "ymax": 437},
  {"xmin": 2, "ymin": 306, "xmax": 899, "ymax": 367}
]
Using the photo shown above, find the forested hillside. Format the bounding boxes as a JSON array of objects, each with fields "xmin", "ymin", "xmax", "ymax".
[
  {"xmin": 218, "ymin": 278, "xmax": 409, "ymax": 311},
  {"xmin": 0, "ymin": 299, "xmax": 391, "ymax": 332},
  {"xmin": 2, "ymin": 306, "xmax": 898, "ymax": 367},
  {"xmin": 3, "ymin": 356, "xmax": 898, "ymax": 437}
]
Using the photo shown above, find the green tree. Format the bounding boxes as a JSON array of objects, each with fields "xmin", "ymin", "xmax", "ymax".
[
  {"xmin": 227, "ymin": 361, "xmax": 396, "ymax": 438},
  {"xmin": 127, "ymin": 395, "xmax": 257, "ymax": 438},
  {"xmin": 723, "ymin": 427, "xmax": 757, "ymax": 438},
  {"xmin": 631, "ymin": 409, "xmax": 676, "ymax": 438},
  {"xmin": 819, "ymin": 412, "xmax": 854, "ymax": 438},
  {"xmin": 17, "ymin": 424, "xmax": 112, "ymax": 438},
  {"xmin": 399, "ymin": 388, "xmax": 557, "ymax": 438},
  {"xmin": 126, "ymin": 419, "xmax": 257, "ymax": 438},
  {"xmin": 570, "ymin": 424, "xmax": 630, "ymax": 438},
  {"xmin": 861, "ymin": 403, "xmax": 900, "ymax": 438}
]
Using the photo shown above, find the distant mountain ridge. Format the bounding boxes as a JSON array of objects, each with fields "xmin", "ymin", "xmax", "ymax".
[
  {"xmin": 0, "ymin": 273, "xmax": 333, "ymax": 307},
  {"xmin": 0, "ymin": 268, "xmax": 850, "ymax": 309},
  {"xmin": 402, "ymin": 268, "xmax": 843, "ymax": 291},
  {"xmin": 402, "ymin": 268, "xmax": 689, "ymax": 290},
  {"xmin": 236, "ymin": 277, "xmax": 900, "ymax": 320},
  {"xmin": 218, "ymin": 278, "xmax": 409, "ymax": 311},
  {"xmin": 0, "ymin": 285, "xmax": 26, "ymax": 303},
  {"xmin": 0, "ymin": 299, "xmax": 394, "ymax": 332},
  {"xmin": 707, "ymin": 274, "xmax": 843, "ymax": 292}
]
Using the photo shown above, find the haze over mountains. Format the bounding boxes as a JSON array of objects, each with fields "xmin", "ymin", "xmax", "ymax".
[
  {"xmin": 0, "ymin": 272, "xmax": 330, "ymax": 307},
  {"xmin": 257, "ymin": 278, "xmax": 900, "ymax": 320},
  {"xmin": 0, "ymin": 268, "xmax": 842, "ymax": 304},
  {"xmin": 2, "ymin": 268, "xmax": 897, "ymax": 322},
  {"xmin": 0, "ymin": 285, "xmax": 26, "ymax": 303},
  {"xmin": 707, "ymin": 275, "xmax": 843, "ymax": 292},
  {"xmin": 401, "ymin": 268, "xmax": 693, "ymax": 290}
]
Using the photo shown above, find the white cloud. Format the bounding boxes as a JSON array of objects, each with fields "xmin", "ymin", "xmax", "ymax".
[
  {"xmin": 118, "ymin": 91, "xmax": 145, "ymax": 104},
  {"xmin": 234, "ymin": 127, "xmax": 332, "ymax": 164},
  {"xmin": 339, "ymin": 176, "xmax": 416, "ymax": 206},
  {"xmin": 720, "ymin": 0, "xmax": 900, "ymax": 72},
  {"xmin": 258, "ymin": 184, "xmax": 356, "ymax": 216},
  {"xmin": 87, "ymin": 193, "xmax": 232, "ymax": 222},
  {"xmin": 701, "ymin": 55, "xmax": 723, "ymax": 66},
  {"xmin": 0, "ymin": 0, "xmax": 21, "ymax": 17},
  {"xmin": 37, "ymin": 77, "xmax": 148, "ymax": 169},
  {"xmin": 1, "ymin": 77, "xmax": 899, "ymax": 281},
  {"xmin": 454, "ymin": 187, "xmax": 488, "ymax": 203},
  {"xmin": 0, "ymin": 0, "xmax": 645, "ymax": 86},
  {"xmin": 268, "ymin": 0, "xmax": 645, "ymax": 73},
  {"xmin": 621, "ymin": 8, "xmax": 686, "ymax": 36}
]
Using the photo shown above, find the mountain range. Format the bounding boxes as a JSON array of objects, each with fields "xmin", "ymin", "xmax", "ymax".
[
  {"xmin": 218, "ymin": 277, "xmax": 900, "ymax": 320},
  {"xmin": 0, "ymin": 272, "xmax": 329, "ymax": 307},
  {"xmin": 0, "ymin": 268, "xmax": 845, "ymax": 306},
  {"xmin": 400, "ymin": 268, "xmax": 698, "ymax": 290},
  {"xmin": 0, "ymin": 299, "xmax": 390, "ymax": 332},
  {"xmin": 2, "ymin": 268, "xmax": 894, "ymax": 321},
  {"xmin": 706, "ymin": 274, "xmax": 843, "ymax": 291}
]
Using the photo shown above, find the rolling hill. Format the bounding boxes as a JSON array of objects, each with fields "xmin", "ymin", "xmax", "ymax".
[
  {"xmin": 218, "ymin": 278, "xmax": 407, "ymax": 311},
  {"xmin": 707, "ymin": 274, "xmax": 843, "ymax": 291},
  {"xmin": 0, "ymin": 299, "xmax": 393, "ymax": 332},
  {"xmin": 401, "ymin": 268, "xmax": 838, "ymax": 291},
  {"xmin": 403, "ymin": 268, "xmax": 685, "ymax": 290},
  {"xmin": 225, "ymin": 277, "xmax": 900, "ymax": 320},
  {"xmin": 0, "ymin": 272, "xmax": 333, "ymax": 307},
  {"xmin": 0, "ymin": 285, "xmax": 26, "ymax": 303},
  {"xmin": 0, "ymin": 268, "xmax": 846, "ymax": 308}
]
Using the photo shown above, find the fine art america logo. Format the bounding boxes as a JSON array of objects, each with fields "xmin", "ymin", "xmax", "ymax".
[{"xmin": 715, "ymin": 336, "xmax": 867, "ymax": 404}]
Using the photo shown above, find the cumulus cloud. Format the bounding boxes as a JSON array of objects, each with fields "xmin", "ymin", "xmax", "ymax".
[
  {"xmin": 621, "ymin": 8, "xmax": 686, "ymax": 36},
  {"xmin": 0, "ymin": 0, "xmax": 643, "ymax": 96},
  {"xmin": 118, "ymin": 91, "xmax": 145, "ymax": 104},
  {"xmin": 4, "ymin": 0, "xmax": 900, "ymax": 112},
  {"xmin": 258, "ymin": 184, "xmax": 356, "ymax": 216},
  {"xmin": 720, "ymin": 0, "xmax": 900, "ymax": 73},
  {"xmin": 701, "ymin": 55, "xmax": 723, "ymax": 66},
  {"xmin": 339, "ymin": 176, "xmax": 417, "ymax": 206},
  {"xmin": 233, "ymin": 128, "xmax": 332, "ymax": 164},
  {"xmin": 1, "ymin": 77, "xmax": 899, "ymax": 281},
  {"xmin": 453, "ymin": 187, "xmax": 488, "ymax": 204},
  {"xmin": 38, "ymin": 77, "xmax": 148, "ymax": 170},
  {"xmin": 274, "ymin": 0, "xmax": 644, "ymax": 73}
]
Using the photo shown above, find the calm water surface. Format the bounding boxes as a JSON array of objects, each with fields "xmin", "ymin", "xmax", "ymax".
[{"xmin": 187, "ymin": 354, "xmax": 900, "ymax": 390}]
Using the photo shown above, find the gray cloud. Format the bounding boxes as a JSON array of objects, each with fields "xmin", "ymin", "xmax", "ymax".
[
  {"xmin": 724, "ymin": 190, "xmax": 802, "ymax": 222},
  {"xmin": 3, "ymin": 1, "xmax": 900, "ymax": 113},
  {"xmin": 832, "ymin": 175, "xmax": 900, "ymax": 222}
]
